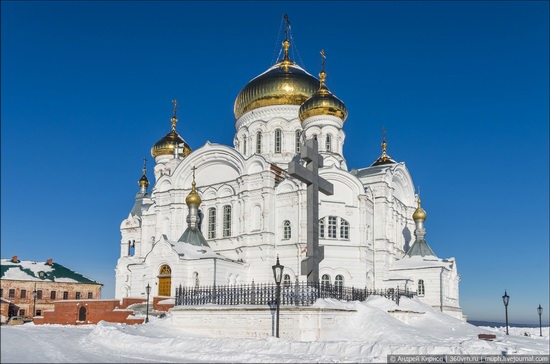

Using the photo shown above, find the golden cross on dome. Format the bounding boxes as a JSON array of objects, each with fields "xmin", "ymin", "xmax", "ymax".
[
  {"xmin": 191, "ymin": 166, "xmax": 197, "ymax": 190},
  {"xmin": 283, "ymin": 14, "xmax": 291, "ymax": 40},
  {"xmin": 320, "ymin": 49, "xmax": 326, "ymax": 72},
  {"xmin": 382, "ymin": 126, "xmax": 387, "ymax": 141},
  {"xmin": 171, "ymin": 99, "xmax": 178, "ymax": 131},
  {"xmin": 417, "ymin": 185, "xmax": 422, "ymax": 206},
  {"xmin": 142, "ymin": 157, "xmax": 147, "ymax": 174}
]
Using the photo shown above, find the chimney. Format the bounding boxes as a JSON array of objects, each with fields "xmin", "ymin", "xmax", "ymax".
[
  {"xmin": 11, "ymin": 256, "xmax": 18, "ymax": 263},
  {"xmin": 46, "ymin": 258, "xmax": 53, "ymax": 265}
]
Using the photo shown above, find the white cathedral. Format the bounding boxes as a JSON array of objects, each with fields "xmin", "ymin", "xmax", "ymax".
[{"xmin": 114, "ymin": 31, "xmax": 463, "ymax": 319}]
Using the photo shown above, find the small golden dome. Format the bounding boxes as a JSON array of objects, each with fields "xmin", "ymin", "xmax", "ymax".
[
  {"xmin": 151, "ymin": 130, "xmax": 192, "ymax": 159},
  {"xmin": 151, "ymin": 102, "xmax": 192, "ymax": 159},
  {"xmin": 299, "ymin": 69, "xmax": 348, "ymax": 122},
  {"xmin": 234, "ymin": 39, "xmax": 319, "ymax": 119},
  {"xmin": 138, "ymin": 174, "xmax": 149, "ymax": 188},
  {"xmin": 412, "ymin": 199, "xmax": 427, "ymax": 221},
  {"xmin": 185, "ymin": 167, "xmax": 201, "ymax": 206}
]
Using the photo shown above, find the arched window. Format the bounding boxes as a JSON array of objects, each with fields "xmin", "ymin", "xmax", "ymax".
[
  {"xmin": 283, "ymin": 274, "xmax": 291, "ymax": 287},
  {"xmin": 193, "ymin": 272, "xmax": 199, "ymax": 288},
  {"xmin": 313, "ymin": 134, "xmax": 318, "ymax": 141},
  {"xmin": 319, "ymin": 218, "xmax": 325, "ymax": 238},
  {"xmin": 223, "ymin": 205, "xmax": 232, "ymax": 237},
  {"xmin": 321, "ymin": 274, "xmax": 331, "ymax": 289},
  {"xmin": 208, "ymin": 208, "xmax": 216, "ymax": 239},
  {"xmin": 243, "ymin": 137, "xmax": 247, "ymax": 155},
  {"xmin": 325, "ymin": 134, "xmax": 332, "ymax": 152},
  {"xmin": 274, "ymin": 129, "xmax": 282, "ymax": 153},
  {"xmin": 340, "ymin": 219, "xmax": 349, "ymax": 240},
  {"xmin": 335, "ymin": 275, "xmax": 344, "ymax": 291},
  {"xmin": 418, "ymin": 279, "xmax": 425, "ymax": 296},
  {"xmin": 328, "ymin": 216, "xmax": 337, "ymax": 238},
  {"xmin": 283, "ymin": 220, "xmax": 291, "ymax": 239},
  {"xmin": 256, "ymin": 131, "xmax": 262, "ymax": 154},
  {"xmin": 295, "ymin": 130, "xmax": 301, "ymax": 153}
]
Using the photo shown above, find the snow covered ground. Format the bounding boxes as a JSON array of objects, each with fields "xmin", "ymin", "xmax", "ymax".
[{"xmin": 1, "ymin": 297, "xmax": 548, "ymax": 363}]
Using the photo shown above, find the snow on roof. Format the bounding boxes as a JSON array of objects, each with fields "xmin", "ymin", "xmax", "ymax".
[
  {"xmin": 391, "ymin": 255, "xmax": 452, "ymax": 271},
  {"xmin": 0, "ymin": 259, "xmax": 102, "ymax": 285}
]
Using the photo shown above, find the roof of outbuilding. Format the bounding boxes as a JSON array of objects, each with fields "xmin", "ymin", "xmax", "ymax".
[{"xmin": 0, "ymin": 259, "xmax": 102, "ymax": 285}]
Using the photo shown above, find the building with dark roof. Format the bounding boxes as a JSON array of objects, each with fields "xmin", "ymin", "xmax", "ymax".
[{"xmin": 0, "ymin": 256, "xmax": 102, "ymax": 322}]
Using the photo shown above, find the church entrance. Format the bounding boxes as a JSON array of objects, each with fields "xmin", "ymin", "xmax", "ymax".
[
  {"xmin": 78, "ymin": 306, "xmax": 86, "ymax": 321},
  {"xmin": 158, "ymin": 265, "xmax": 172, "ymax": 296}
]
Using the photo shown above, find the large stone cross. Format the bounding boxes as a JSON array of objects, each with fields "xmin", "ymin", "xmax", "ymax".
[{"xmin": 288, "ymin": 138, "xmax": 333, "ymax": 285}]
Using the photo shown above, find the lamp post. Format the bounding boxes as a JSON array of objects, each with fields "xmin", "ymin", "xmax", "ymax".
[
  {"xmin": 32, "ymin": 287, "xmax": 37, "ymax": 318},
  {"xmin": 272, "ymin": 255, "xmax": 284, "ymax": 338},
  {"xmin": 537, "ymin": 304, "xmax": 543, "ymax": 337},
  {"xmin": 502, "ymin": 290, "xmax": 510, "ymax": 335},
  {"xmin": 145, "ymin": 283, "xmax": 151, "ymax": 323}
]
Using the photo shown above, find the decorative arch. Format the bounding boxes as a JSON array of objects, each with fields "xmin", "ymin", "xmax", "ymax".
[{"xmin": 78, "ymin": 306, "xmax": 86, "ymax": 322}]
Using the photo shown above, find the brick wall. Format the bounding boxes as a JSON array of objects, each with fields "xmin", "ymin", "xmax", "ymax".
[
  {"xmin": 153, "ymin": 296, "xmax": 174, "ymax": 312},
  {"xmin": 0, "ymin": 279, "xmax": 102, "ymax": 318},
  {"xmin": 34, "ymin": 299, "xmax": 144, "ymax": 325}
]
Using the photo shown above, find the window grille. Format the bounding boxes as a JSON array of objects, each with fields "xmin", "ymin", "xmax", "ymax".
[
  {"xmin": 321, "ymin": 274, "xmax": 331, "ymax": 288},
  {"xmin": 223, "ymin": 205, "xmax": 232, "ymax": 237},
  {"xmin": 9, "ymin": 289, "xmax": 15, "ymax": 299},
  {"xmin": 326, "ymin": 134, "xmax": 332, "ymax": 152},
  {"xmin": 63, "ymin": 291, "xmax": 69, "ymax": 300},
  {"xmin": 50, "ymin": 291, "xmax": 56, "ymax": 300},
  {"xmin": 328, "ymin": 216, "xmax": 337, "ymax": 238},
  {"xmin": 208, "ymin": 207, "xmax": 216, "ymax": 239},
  {"xmin": 340, "ymin": 219, "xmax": 350, "ymax": 239},
  {"xmin": 275, "ymin": 129, "xmax": 282, "ymax": 153},
  {"xmin": 36, "ymin": 290, "xmax": 43, "ymax": 299},
  {"xmin": 283, "ymin": 274, "xmax": 291, "ymax": 287},
  {"xmin": 283, "ymin": 220, "xmax": 291, "ymax": 239},
  {"xmin": 76, "ymin": 292, "xmax": 81, "ymax": 300},
  {"xmin": 20, "ymin": 289, "xmax": 26, "ymax": 299},
  {"xmin": 295, "ymin": 130, "xmax": 301, "ymax": 153},
  {"xmin": 88, "ymin": 292, "xmax": 93, "ymax": 299},
  {"xmin": 335, "ymin": 275, "xmax": 344, "ymax": 290},
  {"xmin": 319, "ymin": 218, "xmax": 325, "ymax": 238},
  {"xmin": 256, "ymin": 131, "xmax": 262, "ymax": 154}
]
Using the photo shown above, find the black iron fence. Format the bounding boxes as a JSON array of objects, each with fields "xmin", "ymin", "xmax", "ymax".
[{"xmin": 175, "ymin": 281, "xmax": 415, "ymax": 307}]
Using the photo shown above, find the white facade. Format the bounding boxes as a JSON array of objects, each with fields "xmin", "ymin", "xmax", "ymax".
[{"xmin": 114, "ymin": 36, "xmax": 462, "ymax": 319}]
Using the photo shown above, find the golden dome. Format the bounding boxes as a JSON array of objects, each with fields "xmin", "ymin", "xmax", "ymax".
[
  {"xmin": 412, "ymin": 199, "xmax": 427, "ymax": 221},
  {"xmin": 151, "ymin": 106, "xmax": 192, "ymax": 159},
  {"xmin": 138, "ymin": 174, "xmax": 149, "ymax": 188},
  {"xmin": 151, "ymin": 129, "xmax": 192, "ymax": 159},
  {"xmin": 299, "ymin": 69, "xmax": 348, "ymax": 122},
  {"xmin": 234, "ymin": 39, "xmax": 319, "ymax": 119},
  {"xmin": 185, "ymin": 167, "xmax": 201, "ymax": 206}
]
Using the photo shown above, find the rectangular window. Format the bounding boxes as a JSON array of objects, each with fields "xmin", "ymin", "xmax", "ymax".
[
  {"xmin": 274, "ymin": 129, "xmax": 282, "ymax": 153},
  {"xmin": 20, "ymin": 289, "xmax": 27, "ymax": 299},
  {"xmin": 19, "ymin": 309, "xmax": 25, "ymax": 316},
  {"xmin": 9, "ymin": 289, "xmax": 15, "ymax": 298},
  {"xmin": 0, "ymin": 288, "xmax": 3, "ymax": 297},
  {"xmin": 340, "ymin": 219, "xmax": 349, "ymax": 240},
  {"xmin": 223, "ymin": 205, "xmax": 232, "ymax": 237},
  {"xmin": 88, "ymin": 292, "xmax": 93, "ymax": 299},
  {"xmin": 319, "ymin": 218, "xmax": 325, "ymax": 238},
  {"xmin": 328, "ymin": 216, "xmax": 337, "ymax": 238},
  {"xmin": 63, "ymin": 291, "xmax": 68, "ymax": 300},
  {"xmin": 295, "ymin": 130, "xmax": 301, "ymax": 153},
  {"xmin": 256, "ymin": 132, "xmax": 262, "ymax": 154},
  {"xmin": 36, "ymin": 290, "xmax": 43, "ymax": 299},
  {"xmin": 50, "ymin": 291, "xmax": 56, "ymax": 300},
  {"xmin": 36, "ymin": 310, "xmax": 42, "ymax": 316},
  {"xmin": 208, "ymin": 207, "xmax": 216, "ymax": 239},
  {"xmin": 75, "ymin": 292, "xmax": 81, "ymax": 300}
]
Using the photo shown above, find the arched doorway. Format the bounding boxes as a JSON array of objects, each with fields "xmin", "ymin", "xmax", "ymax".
[
  {"xmin": 158, "ymin": 265, "xmax": 172, "ymax": 296},
  {"xmin": 78, "ymin": 306, "xmax": 86, "ymax": 322}
]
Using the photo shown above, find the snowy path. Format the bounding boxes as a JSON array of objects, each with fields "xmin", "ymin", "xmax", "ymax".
[{"xmin": 1, "ymin": 297, "xmax": 548, "ymax": 363}]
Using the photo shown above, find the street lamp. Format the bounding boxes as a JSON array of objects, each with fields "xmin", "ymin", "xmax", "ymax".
[
  {"xmin": 272, "ymin": 255, "xmax": 284, "ymax": 338},
  {"xmin": 145, "ymin": 283, "xmax": 151, "ymax": 323},
  {"xmin": 32, "ymin": 287, "xmax": 37, "ymax": 318},
  {"xmin": 502, "ymin": 290, "xmax": 510, "ymax": 335},
  {"xmin": 537, "ymin": 304, "xmax": 543, "ymax": 337}
]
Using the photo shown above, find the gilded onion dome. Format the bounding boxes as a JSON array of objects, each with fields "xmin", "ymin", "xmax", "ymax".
[
  {"xmin": 185, "ymin": 167, "xmax": 201, "ymax": 206},
  {"xmin": 234, "ymin": 39, "xmax": 319, "ymax": 120},
  {"xmin": 299, "ymin": 67, "xmax": 348, "ymax": 122},
  {"xmin": 151, "ymin": 101, "xmax": 192, "ymax": 159},
  {"xmin": 413, "ymin": 199, "xmax": 427, "ymax": 221}
]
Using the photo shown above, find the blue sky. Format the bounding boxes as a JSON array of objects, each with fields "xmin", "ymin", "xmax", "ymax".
[{"xmin": 2, "ymin": 1, "xmax": 548, "ymax": 324}]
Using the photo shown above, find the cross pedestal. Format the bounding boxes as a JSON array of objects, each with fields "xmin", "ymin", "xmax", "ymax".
[{"xmin": 288, "ymin": 138, "xmax": 333, "ymax": 285}]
